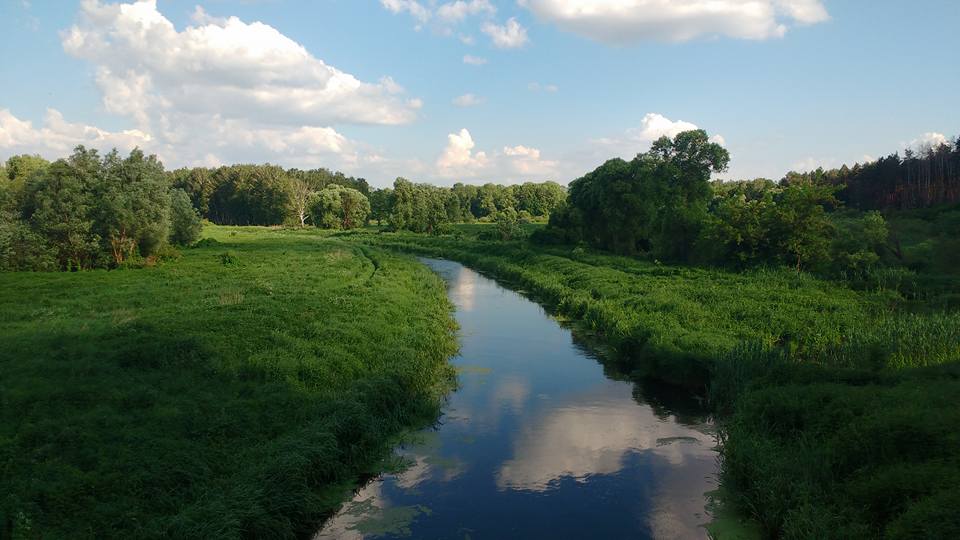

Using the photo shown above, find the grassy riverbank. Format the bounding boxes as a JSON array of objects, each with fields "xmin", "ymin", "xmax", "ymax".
[
  {"xmin": 348, "ymin": 225, "xmax": 960, "ymax": 539},
  {"xmin": 0, "ymin": 226, "xmax": 458, "ymax": 539}
]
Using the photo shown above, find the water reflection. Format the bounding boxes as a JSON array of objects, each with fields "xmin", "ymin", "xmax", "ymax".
[
  {"xmin": 497, "ymin": 383, "xmax": 713, "ymax": 492},
  {"xmin": 316, "ymin": 259, "xmax": 718, "ymax": 539}
]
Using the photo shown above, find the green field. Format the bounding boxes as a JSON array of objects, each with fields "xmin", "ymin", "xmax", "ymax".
[{"xmin": 0, "ymin": 226, "xmax": 458, "ymax": 538}]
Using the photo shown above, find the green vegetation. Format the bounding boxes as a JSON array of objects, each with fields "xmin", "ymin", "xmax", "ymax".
[{"xmin": 0, "ymin": 226, "xmax": 458, "ymax": 538}]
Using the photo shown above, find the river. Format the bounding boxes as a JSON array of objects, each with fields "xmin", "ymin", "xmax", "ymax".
[{"xmin": 316, "ymin": 258, "xmax": 719, "ymax": 539}]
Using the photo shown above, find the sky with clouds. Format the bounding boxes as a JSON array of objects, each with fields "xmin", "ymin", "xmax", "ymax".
[{"xmin": 1, "ymin": 0, "xmax": 957, "ymax": 187}]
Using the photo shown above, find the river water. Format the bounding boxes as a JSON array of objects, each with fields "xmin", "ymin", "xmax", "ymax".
[{"xmin": 316, "ymin": 259, "xmax": 719, "ymax": 539}]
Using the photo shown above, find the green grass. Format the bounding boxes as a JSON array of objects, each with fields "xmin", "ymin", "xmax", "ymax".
[
  {"xmin": 340, "ymin": 227, "xmax": 960, "ymax": 539},
  {"xmin": 0, "ymin": 225, "xmax": 458, "ymax": 539}
]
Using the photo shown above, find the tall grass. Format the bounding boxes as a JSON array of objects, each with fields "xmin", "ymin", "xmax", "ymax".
[{"xmin": 0, "ymin": 226, "xmax": 458, "ymax": 539}]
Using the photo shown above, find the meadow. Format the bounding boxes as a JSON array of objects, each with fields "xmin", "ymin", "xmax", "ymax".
[
  {"xmin": 0, "ymin": 226, "xmax": 458, "ymax": 539},
  {"xmin": 347, "ymin": 224, "xmax": 960, "ymax": 539}
]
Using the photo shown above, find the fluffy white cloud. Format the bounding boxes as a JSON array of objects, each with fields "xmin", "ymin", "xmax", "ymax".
[
  {"xmin": 0, "ymin": 1, "xmax": 428, "ymax": 172},
  {"xmin": 906, "ymin": 132, "xmax": 950, "ymax": 153},
  {"xmin": 463, "ymin": 54, "xmax": 488, "ymax": 65},
  {"xmin": 482, "ymin": 17, "xmax": 530, "ymax": 48},
  {"xmin": 627, "ymin": 113, "xmax": 699, "ymax": 142},
  {"xmin": 435, "ymin": 128, "xmax": 558, "ymax": 180},
  {"xmin": 63, "ymin": 0, "xmax": 420, "ymax": 129},
  {"xmin": 437, "ymin": 128, "xmax": 489, "ymax": 176},
  {"xmin": 502, "ymin": 144, "xmax": 560, "ymax": 175},
  {"xmin": 452, "ymin": 93, "xmax": 486, "ymax": 107},
  {"xmin": 519, "ymin": 0, "xmax": 830, "ymax": 44},
  {"xmin": 0, "ymin": 108, "xmax": 152, "ymax": 156}
]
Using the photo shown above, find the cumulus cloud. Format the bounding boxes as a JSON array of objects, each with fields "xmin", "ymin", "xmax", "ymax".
[
  {"xmin": 906, "ymin": 132, "xmax": 950, "ymax": 153},
  {"xmin": 452, "ymin": 93, "xmax": 486, "ymax": 107},
  {"xmin": 435, "ymin": 128, "xmax": 558, "ymax": 180},
  {"xmin": 0, "ymin": 108, "xmax": 152, "ymax": 156},
  {"xmin": 482, "ymin": 17, "xmax": 530, "ymax": 48},
  {"xmin": 463, "ymin": 54, "xmax": 488, "ymax": 65},
  {"xmin": 437, "ymin": 128, "xmax": 489, "ymax": 176},
  {"xmin": 0, "ymin": 1, "xmax": 429, "ymax": 172},
  {"xmin": 62, "ymin": 0, "xmax": 420, "ymax": 129},
  {"xmin": 518, "ymin": 0, "xmax": 830, "ymax": 44}
]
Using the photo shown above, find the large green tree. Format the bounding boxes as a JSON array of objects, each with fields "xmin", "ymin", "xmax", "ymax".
[{"xmin": 311, "ymin": 184, "xmax": 370, "ymax": 230}]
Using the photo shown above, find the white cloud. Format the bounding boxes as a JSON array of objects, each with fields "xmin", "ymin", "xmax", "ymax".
[
  {"xmin": 380, "ymin": 0, "xmax": 431, "ymax": 23},
  {"xmin": 62, "ymin": 0, "xmax": 420, "ymax": 130},
  {"xmin": 463, "ymin": 54, "xmax": 488, "ymax": 65},
  {"xmin": 0, "ymin": 1, "xmax": 428, "ymax": 173},
  {"xmin": 383, "ymin": 0, "xmax": 497, "ymax": 36},
  {"xmin": 0, "ymin": 108, "xmax": 152, "ymax": 156},
  {"xmin": 627, "ymin": 112, "xmax": 699, "ymax": 143},
  {"xmin": 435, "ymin": 128, "xmax": 558, "ymax": 180},
  {"xmin": 518, "ymin": 0, "xmax": 829, "ymax": 44},
  {"xmin": 452, "ymin": 93, "xmax": 486, "ymax": 107},
  {"xmin": 437, "ymin": 0, "xmax": 496, "ymax": 23},
  {"xmin": 437, "ymin": 128, "xmax": 489, "ymax": 176},
  {"xmin": 482, "ymin": 17, "xmax": 530, "ymax": 48},
  {"xmin": 906, "ymin": 132, "xmax": 950, "ymax": 153},
  {"xmin": 775, "ymin": 0, "xmax": 830, "ymax": 24}
]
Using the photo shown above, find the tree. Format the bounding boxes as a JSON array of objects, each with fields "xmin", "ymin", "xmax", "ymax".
[
  {"xmin": 287, "ymin": 176, "xmax": 314, "ymax": 227},
  {"xmin": 368, "ymin": 188, "xmax": 393, "ymax": 225},
  {"xmin": 169, "ymin": 189, "xmax": 203, "ymax": 245},
  {"xmin": 92, "ymin": 149, "xmax": 171, "ymax": 265},
  {"xmin": 645, "ymin": 130, "xmax": 730, "ymax": 261},
  {"xmin": 310, "ymin": 185, "xmax": 370, "ymax": 230},
  {"xmin": 769, "ymin": 183, "xmax": 838, "ymax": 271},
  {"xmin": 555, "ymin": 129, "xmax": 728, "ymax": 259},
  {"xmin": 21, "ymin": 159, "xmax": 98, "ymax": 270}
]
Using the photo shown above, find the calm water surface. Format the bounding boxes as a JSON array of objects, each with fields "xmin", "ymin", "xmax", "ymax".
[{"xmin": 316, "ymin": 259, "xmax": 719, "ymax": 539}]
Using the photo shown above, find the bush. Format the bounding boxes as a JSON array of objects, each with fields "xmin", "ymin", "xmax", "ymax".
[
  {"xmin": 0, "ymin": 217, "xmax": 57, "ymax": 271},
  {"xmin": 169, "ymin": 189, "xmax": 203, "ymax": 246}
]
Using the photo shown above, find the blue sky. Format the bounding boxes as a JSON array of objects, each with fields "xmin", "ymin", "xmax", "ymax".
[{"xmin": 1, "ymin": 0, "xmax": 957, "ymax": 187}]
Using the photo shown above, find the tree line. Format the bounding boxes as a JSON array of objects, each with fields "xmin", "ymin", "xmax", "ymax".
[
  {"xmin": 169, "ymin": 163, "xmax": 566, "ymax": 232},
  {"xmin": 782, "ymin": 136, "xmax": 960, "ymax": 210},
  {"xmin": 537, "ymin": 129, "xmax": 957, "ymax": 276}
]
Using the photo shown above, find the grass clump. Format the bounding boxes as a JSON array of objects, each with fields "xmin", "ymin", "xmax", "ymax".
[{"xmin": 0, "ymin": 225, "xmax": 458, "ymax": 539}]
